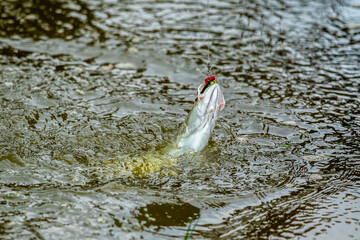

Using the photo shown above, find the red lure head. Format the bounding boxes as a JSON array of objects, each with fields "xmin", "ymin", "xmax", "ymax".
[
  {"xmin": 205, "ymin": 76, "xmax": 216, "ymax": 85},
  {"xmin": 200, "ymin": 76, "xmax": 217, "ymax": 95}
]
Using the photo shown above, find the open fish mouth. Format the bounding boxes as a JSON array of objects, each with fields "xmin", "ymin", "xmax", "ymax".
[
  {"xmin": 195, "ymin": 82, "xmax": 225, "ymax": 131},
  {"xmin": 197, "ymin": 83, "xmax": 225, "ymax": 113}
]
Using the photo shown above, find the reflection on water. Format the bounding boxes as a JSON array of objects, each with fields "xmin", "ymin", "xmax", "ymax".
[
  {"xmin": 0, "ymin": 0, "xmax": 359, "ymax": 239},
  {"xmin": 135, "ymin": 202, "xmax": 200, "ymax": 228}
]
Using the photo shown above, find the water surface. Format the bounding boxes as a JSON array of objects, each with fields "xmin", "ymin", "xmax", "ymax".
[{"xmin": 0, "ymin": 0, "xmax": 359, "ymax": 239}]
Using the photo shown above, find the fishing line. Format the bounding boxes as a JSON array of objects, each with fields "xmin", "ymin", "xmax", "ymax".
[
  {"xmin": 183, "ymin": 0, "xmax": 213, "ymax": 78},
  {"xmin": 206, "ymin": 0, "xmax": 212, "ymax": 77}
]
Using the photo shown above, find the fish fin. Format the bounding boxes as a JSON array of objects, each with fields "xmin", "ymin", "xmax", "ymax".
[{"xmin": 220, "ymin": 93, "xmax": 225, "ymax": 111}]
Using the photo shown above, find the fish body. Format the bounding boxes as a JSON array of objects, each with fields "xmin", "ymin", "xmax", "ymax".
[
  {"xmin": 167, "ymin": 79, "xmax": 225, "ymax": 156},
  {"xmin": 105, "ymin": 77, "xmax": 225, "ymax": 176}
]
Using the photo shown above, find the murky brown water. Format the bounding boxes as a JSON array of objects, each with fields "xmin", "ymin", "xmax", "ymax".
[{"xmin": 1, "ymin": 0, "xmax": 359, "ymax": 239}]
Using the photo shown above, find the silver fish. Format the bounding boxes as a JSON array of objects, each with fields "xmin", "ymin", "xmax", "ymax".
[
  {"xmin": 167, "ymin": 80, "xmax": 225, "ymax": 156},
  {"xmin": 105, "ymin": 79, "xmax": 225, "ymax": 176}
]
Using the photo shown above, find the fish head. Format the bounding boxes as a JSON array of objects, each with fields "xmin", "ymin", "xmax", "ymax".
[
  {"xmin": 196, "ymin": 81, "xmax": 225, "ymax": 117},
  {"xmin": 167, "ymin": 78, "xmax": 225, "ymax": 156}
]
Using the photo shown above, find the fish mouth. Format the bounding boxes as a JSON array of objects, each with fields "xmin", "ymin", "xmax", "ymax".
[
  {"xmin": 197, "ymin": 83, "xmax": 225, "ymax": 128},
  {"xmin": 197, "ymin": 83, "xmax": 225, "ymax": 109},
  {"xmin": 197, "ymin": 82, "xmax": 210, "ymax": 100}
]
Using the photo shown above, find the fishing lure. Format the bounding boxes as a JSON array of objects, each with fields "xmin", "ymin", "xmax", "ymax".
[
  {"xmin": 205, "ymin": 75, "xmax": 216, "ymax": 85},
  {"xmin": 201, "ymin": 76, "xmax": 217, "ymax": 94}
]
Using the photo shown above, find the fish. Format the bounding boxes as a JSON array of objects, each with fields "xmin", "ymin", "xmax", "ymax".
[
  {"xmin": 166, "ymin": 76, "xmax": 225, "ymax": 156},
  {"xmin": 104, "ymin": 76, "xmax": 225, "ymax": 176}
]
